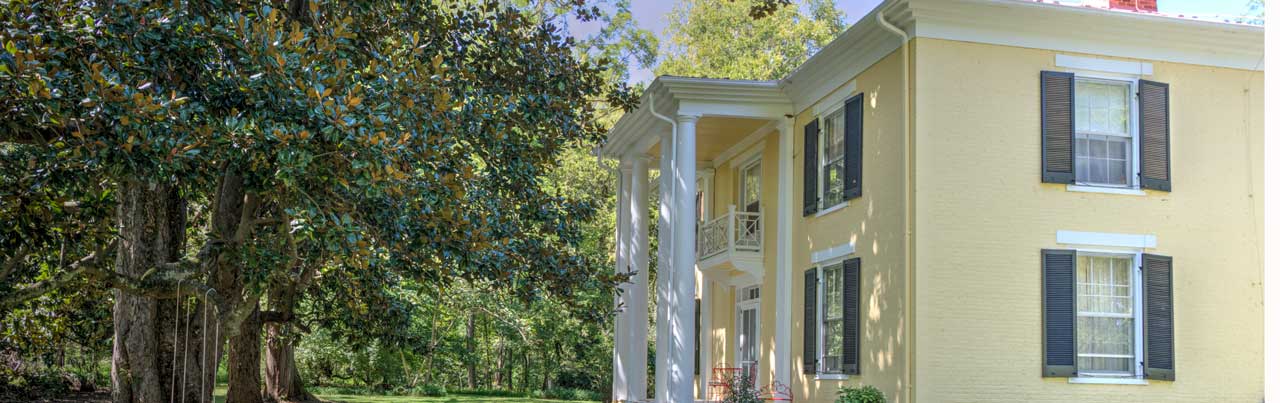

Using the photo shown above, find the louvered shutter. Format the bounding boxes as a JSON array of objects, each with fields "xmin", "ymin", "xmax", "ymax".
[
  {"xmin": 842, "ymin": 94, "xmax": 864, "ymax": 200},
  {"xmin": 803, "ymin": 268, "xmax": 817, "ymax": 374},
  {"xmin": 1143, "ymin": 254, "xmax": 1174, "ymax": 381},
  {"xmin": 1042, "ymin": 249, "xmax": 1076, "ymax": 377},
  {"xmin": 803, "ymin": 120, "xmax": 819, "ymax": 216},
  {"xmin": 695, "ymin": 298, "xmax": 701, "ymax": 375},
  {"xmin": 1139, "ymin": 80, "xmax": 1171, "ymax": 191},
  {"xmin": 1041, "ymin": 71, "xmax": 1075, "ymax": 184},
  {"xmin": 841, "ymin": 258, "xmax": 860, "ymax": 375}
]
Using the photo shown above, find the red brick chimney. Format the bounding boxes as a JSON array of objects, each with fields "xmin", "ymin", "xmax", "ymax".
[{"xmin": 1108, "ymin": 0, "xmax": 1158, "ymax": 12}]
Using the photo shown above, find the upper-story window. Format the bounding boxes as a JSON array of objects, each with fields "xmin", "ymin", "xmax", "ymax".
[
  {"xmin": 1040, "ymin": 70, "xmax": 1170, "ymax": 192},
  {"xmin": 1074, "ymin": 79, "xmax": 1134, "ymax": 188},
  {"xmin": 820, "ymin": 108, "xmax": 845, "ymax": 209},
  {"xmin": 739, "ymin": 159, "xmax": 762, "ymax": 213}
]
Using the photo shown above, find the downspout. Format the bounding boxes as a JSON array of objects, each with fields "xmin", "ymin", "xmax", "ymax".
[
  {"xmin": 648, "ymin": 94, "xmax": 679, "ymax": 402},
  {"xmin": 877, "ymin": 11, "xmax": 913, "ymax": 403},
  {"xmin": 650, "ymin": 94, "xmax": 678, "ymax": 147}
]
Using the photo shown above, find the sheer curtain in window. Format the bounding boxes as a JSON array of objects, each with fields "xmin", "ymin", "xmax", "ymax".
[{"xmin": 1076, "ymin": 255, "xmax": 1135, "ymax": 376}]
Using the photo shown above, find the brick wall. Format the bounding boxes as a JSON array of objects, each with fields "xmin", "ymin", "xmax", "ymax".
[{"xmin": 1109, "ymin": 0, "xmax": 1158, "ymax": 11}]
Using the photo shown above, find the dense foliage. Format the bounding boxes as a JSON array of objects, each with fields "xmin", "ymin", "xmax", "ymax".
[
  {"xmin": 835, "ymin": 385, "xmax": 887, "ymax": 403},
  {"xmin": 657, "ymin": 0, "xmax": 844, "ymax": 81},
  {"xmin": 1, "ymin": 0, "xmax": 636, "ymax": 401}
]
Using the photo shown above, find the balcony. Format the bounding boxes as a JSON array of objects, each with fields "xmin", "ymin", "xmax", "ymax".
[{"xmin": 696, "ymin": 205, "xmax": 764, "ymax": 283}]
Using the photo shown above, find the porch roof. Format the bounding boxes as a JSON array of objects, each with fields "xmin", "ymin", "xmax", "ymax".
[{"xmin": 599, "ymin": 76, "xmax": 792, "ymax": 159}]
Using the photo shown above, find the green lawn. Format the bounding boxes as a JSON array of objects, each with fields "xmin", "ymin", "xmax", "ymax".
[{"xmin": 211, "ymin": 387, "xmax": 592, "ymax": 403}]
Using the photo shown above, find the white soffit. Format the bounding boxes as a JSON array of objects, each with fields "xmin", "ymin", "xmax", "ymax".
[{"xmin": 1057, "ymin": 230, "xmax": 1158, "ymax": 249}]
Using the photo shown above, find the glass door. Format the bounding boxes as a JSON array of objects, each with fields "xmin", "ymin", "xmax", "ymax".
[{"xmin": 736, "ymin": 286, "xmax": 761, "ymax": 382}]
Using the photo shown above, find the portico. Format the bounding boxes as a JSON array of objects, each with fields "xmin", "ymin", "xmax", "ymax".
[{"xmin": 603, "ymin": 76, "xmax": 793, "ymax": 403}]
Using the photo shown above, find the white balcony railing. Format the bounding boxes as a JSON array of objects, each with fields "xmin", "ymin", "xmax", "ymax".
[{"xmin": 696, "ymin": 205, "xmax": 763, "ymax": 261}]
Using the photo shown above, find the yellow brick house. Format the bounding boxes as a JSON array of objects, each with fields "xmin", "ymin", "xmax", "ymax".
[{"xmin": 600, "ymin": 1, "xmax": 1263, "ymax": 402}]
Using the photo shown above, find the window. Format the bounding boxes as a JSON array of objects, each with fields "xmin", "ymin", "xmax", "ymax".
[
  {"xmin": 696, "ymin": 175, "xmax": 709, "ymax": 222},
  {"xmin": 816, "ymin": 262, "xmax": 843, "ymax": 373},
  {"xmin": 1074, "ymin": 79, "xmax": 1135, "ymax": 187},
  {"xmin": 1076, "ymin": 253, "xmax": 1140, "ymax": 378},
  {"xmin": 819, "ymin": 109, "xmax": 844, "ymax": 209},
  {"xmin": 739, "ymin": 159, "xmax": 762, "ymax": 213}
]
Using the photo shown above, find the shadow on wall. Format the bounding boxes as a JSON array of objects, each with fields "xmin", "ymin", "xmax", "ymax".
[{"xmin": 798, "ymin": 83, "xmax": 908, "ymax": 403}]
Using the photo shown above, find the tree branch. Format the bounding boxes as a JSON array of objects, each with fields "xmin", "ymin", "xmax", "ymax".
[{"xmin": 0, "ymin": 239, "xmax": 224, "ymax": 311}]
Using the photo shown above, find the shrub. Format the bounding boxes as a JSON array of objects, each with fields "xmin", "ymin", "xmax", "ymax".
[
  {"xmin": 540, "ymin": 387, "xmax": 600, "ymax": 401},
  {"xmin": 414, "ymin": 383, "xmax": 447, "ymax": 397},
  {"xmin": 0, "ymin": 367, "xmax": 72, "ymax": 399},
  {"xmin": 835, "ymin": 385, "xmax": 886, "ymax": 403},
  {"xmin": 721, "ymin": 372, "xmax": 762, "ymax": 403}
]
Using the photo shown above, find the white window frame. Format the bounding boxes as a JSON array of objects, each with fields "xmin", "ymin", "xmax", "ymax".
[
  {"xmin": 696, "ymin": 171, "xmax": 713, "ymax": 223},
  {"xmin": 738, "ymin": 156, "xmax": 763, "ymax": 210},
  {"xmin": 812, "ymin": 257, "xmax": 847, "ymax": 377},
  {"xmin": 1072, "ymin": 249, "xmax": 1145, "ymax": 381},
  {"xmin": 1072, "ymin": 74, "xmax": 1142, "ymax": 191},
  {"xmin": 816, "ymin": 103, "xmax": 846, "ymax": 212},
  {"xmin": 736, "ymin": 285, "xmax": 762, "ymax": 370}
]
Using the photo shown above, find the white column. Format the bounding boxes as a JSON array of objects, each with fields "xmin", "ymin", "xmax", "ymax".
[
  {"xmin": 613, "ymin": 163, "xmax": 634, "ymax": 403},
  {"xmin": 773, "ymin": 118, "xmax": 795, "ymax": 386},
  {"xmin": 656, "ymin": 136, "xmax": 674, "ymax": 403},
  {"xmin": 627, "ymin": 156, "xmax": 651, "ymax": 401},
  {"xmin": 671, "ymin": 114, "xmax": 699, "ymax": 403}
]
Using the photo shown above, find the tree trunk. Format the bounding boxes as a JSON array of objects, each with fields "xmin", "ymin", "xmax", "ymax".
[
  {"xmin": 209, "ymin": 171, "xmax": 267, "ymax": 403},
  {"xmin": 226, "ymin": 305, "xmax": 263, "ymax": 403},
  {"xmin": 111, "ymin": 180, "xmax": 203, "ymax": 403},
  {"xmin": 466, "ymin": 313, "xmax": 476, "ymax": 389},
  {"xmin": 265, "ymin": 322, "xmax": 312, "ymax": 402},
  {"xmin": 264, "ymin": 279, "xmax": 315, "ymax": 403}
]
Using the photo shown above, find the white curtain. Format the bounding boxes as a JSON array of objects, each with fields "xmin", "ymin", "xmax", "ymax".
[{"xmin": 1077, "ymin": 255, "xmax": 1135, "ymax": 376}]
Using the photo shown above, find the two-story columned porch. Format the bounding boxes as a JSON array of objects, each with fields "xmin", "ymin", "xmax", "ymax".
[{"xmin": 602, "ymin": 76, "xmax": 794, "ymax": 403}]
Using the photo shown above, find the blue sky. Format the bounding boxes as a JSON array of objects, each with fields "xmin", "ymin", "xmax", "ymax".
[{"xmin": 571, "ymin": 0, "xmax": 1255, "ymax": 85}]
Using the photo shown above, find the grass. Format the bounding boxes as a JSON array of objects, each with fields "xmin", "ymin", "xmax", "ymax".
[{"xmin": 210, "ymin": 386, "xmax": 595, "ymax": 403}]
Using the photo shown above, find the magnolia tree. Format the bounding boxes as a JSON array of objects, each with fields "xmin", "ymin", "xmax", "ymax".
[{"xmin": 1, "ymin": 1, "xmax": 632, "ymax": 402}]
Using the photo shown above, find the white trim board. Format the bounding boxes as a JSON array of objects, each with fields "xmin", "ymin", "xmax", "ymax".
[
  {"xmin": 810, "ymin": 242, "xmax": 856, "ymax": 264},
  {"xmin": 1057, "ymin": 230, "xmax": 1157, "ymax": 249},
  {"xmin": 1056, "ymin": 54, "xmax": 1153, "ymax": 76},
  {"xmin": 810, "ymin": 79, "xmax": 858, "ymax": 118}
]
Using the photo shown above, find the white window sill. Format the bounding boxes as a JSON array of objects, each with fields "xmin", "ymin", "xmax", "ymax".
[
  {"xmin": 1066, "ymin": 184, "xmax": 1147, "ymax": 196},
  {"xmin": 814, "ymin": 202, "xmax": 848, "ymax": 217},
  {"xmin": 1068, "ymin": 377, "xmax": 1148, "ymax": 385},
  {"xmin": 815, "ymin": 373, "xmax": 849, "ymax": 381}
]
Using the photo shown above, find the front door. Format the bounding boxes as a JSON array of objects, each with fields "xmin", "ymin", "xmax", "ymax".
[{"xmin": 736, "ymin": 285, "xmax": 761, "ymax": 378}]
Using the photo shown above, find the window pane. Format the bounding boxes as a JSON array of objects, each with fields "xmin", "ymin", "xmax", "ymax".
[
  {"xmin": 824, "ymin": 158, "xmax": 843, "ymax": 208},
  {"xmin": 1107, "ymin": 160, "xmax": 1127, "ymax": 185},
  {"xmin": 821, "ymin": 264, "xmax": 843, "ymax": 372},
  {"xmin": 1074, "ymin": 132, "xmax": 1132, "ymax": 187},
  {"xmin": 1076, "ymin": 255, "xmax": 1135, "ymax": 376}
]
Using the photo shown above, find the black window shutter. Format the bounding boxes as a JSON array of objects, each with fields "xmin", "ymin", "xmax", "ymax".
[
  {"xmin": 803, "ymin": 268, "xmax": 817, "ymax": 374},
  {"xmin": 694, "ymin": 298, "xmax": 701, "ymax": 375},
  {"xmin": 842, "ymin": 94, "xmax": 864, "ymax": 200},
  {"xmin": 1042, "ymin": 249, "xmax": 1076, "ymax": 377},
  {"xmin": 841, "ymin": 258, "xmax": 860, "ymax": 375},
  {"xmin": 803, "ymin": 120, "xmax": 819, "ymax": 216},
  {"xmin": 1143, "ymin": 254, "xmax": 1175, "ymax": 381},
  {"xmin": 1139, "ymin": 80, "xmax": 1171, "ymax": 191},
  {"xmin": 1041, "ymin": 71, "xmax": 1075, "ymax": 184}
]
